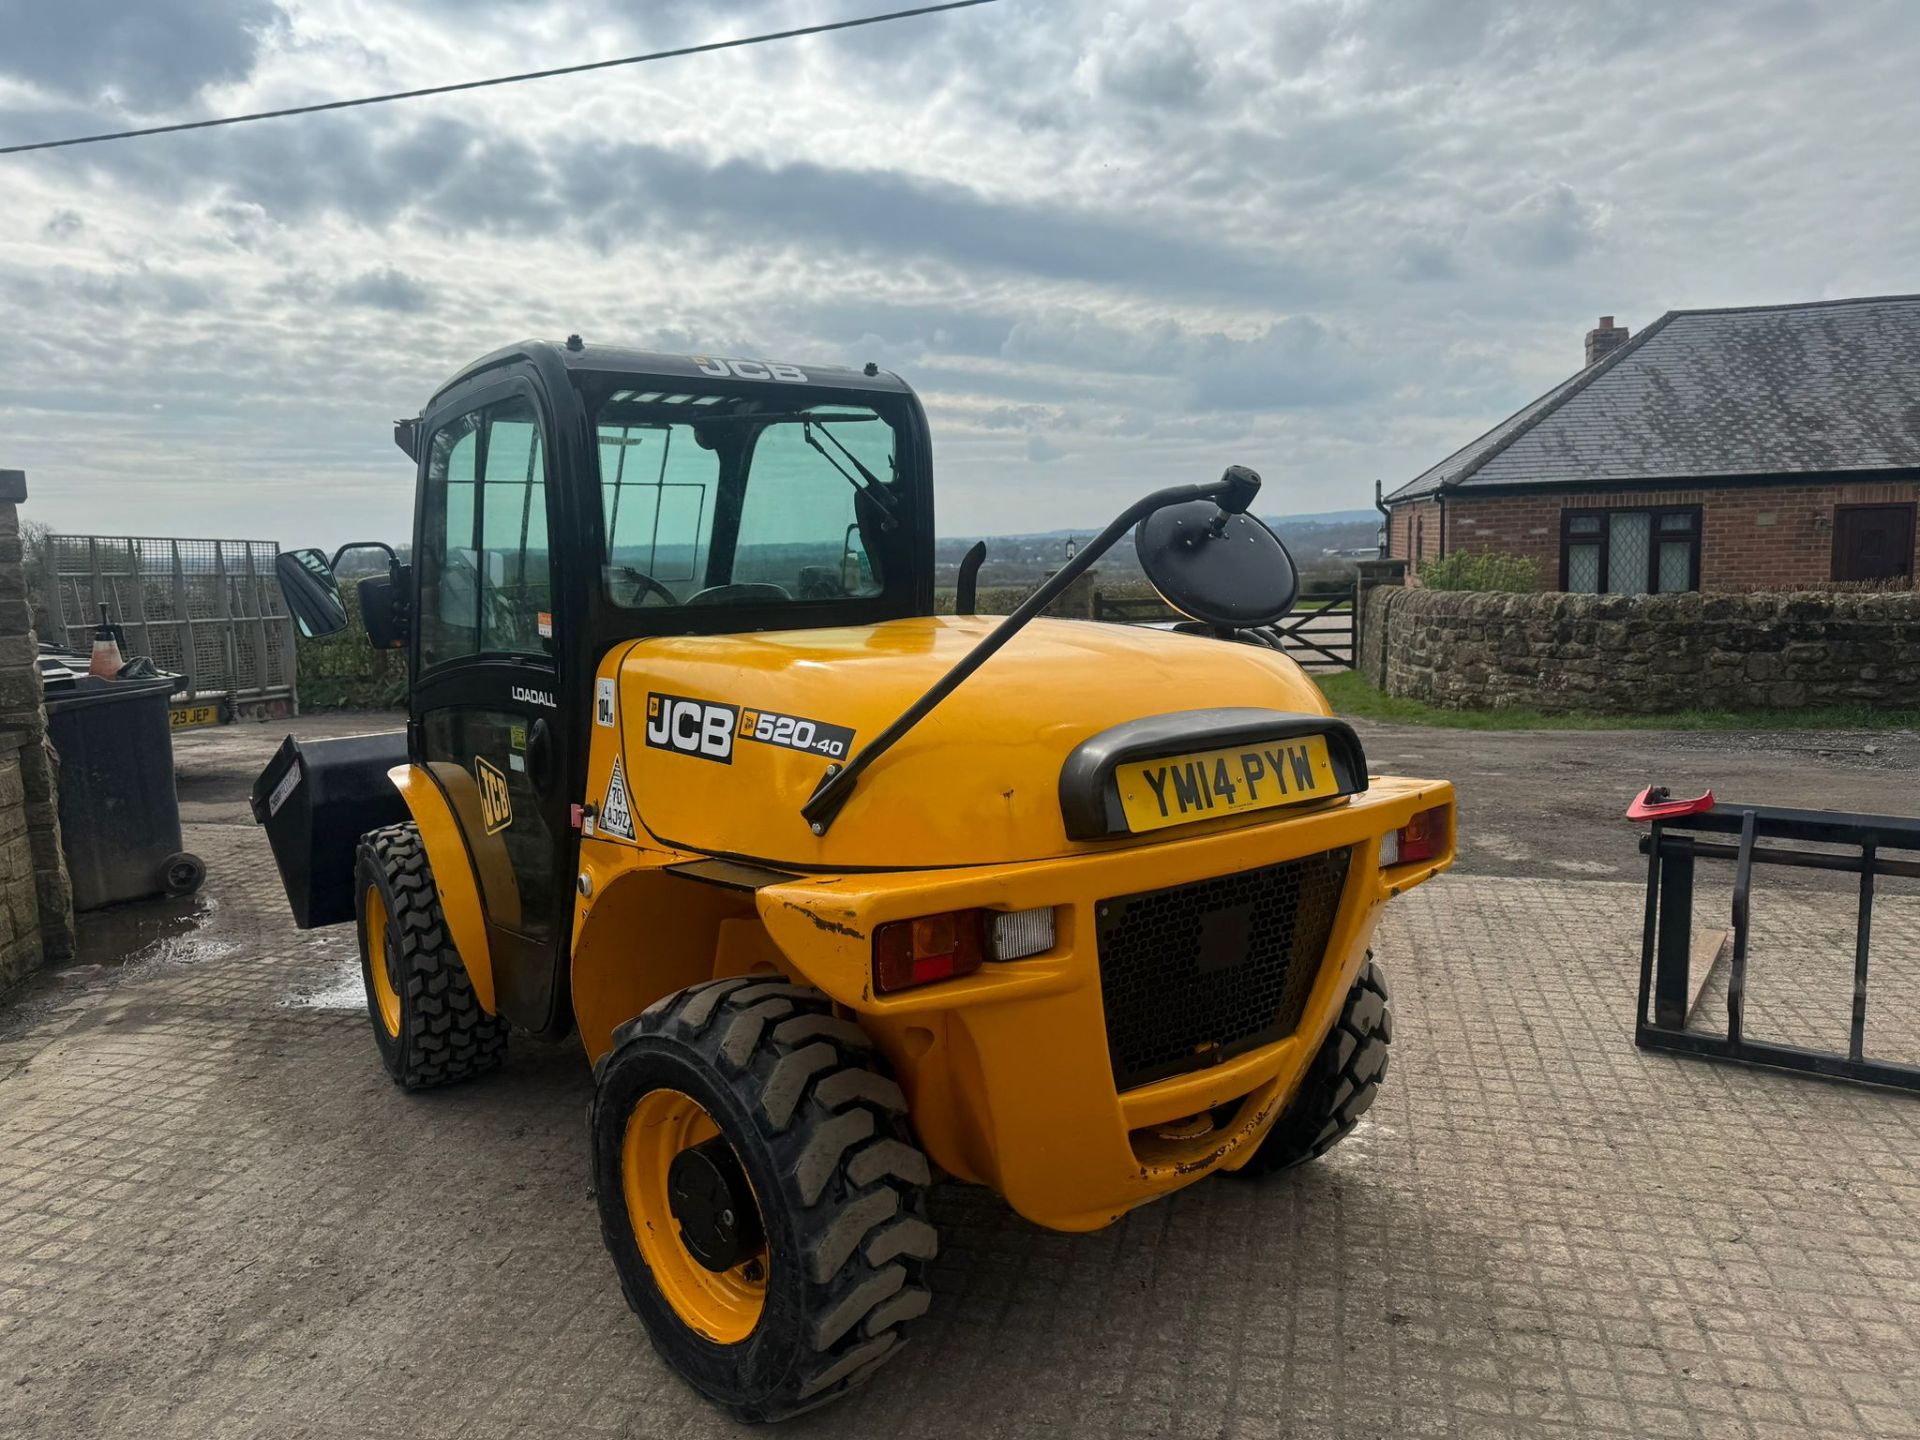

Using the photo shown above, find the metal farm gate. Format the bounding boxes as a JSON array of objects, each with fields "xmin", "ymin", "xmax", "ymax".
[
  {"xmin": 1092, "ymin": 580, "xmax": 1357, "ymax": 671},
  {"xmin": 42, "ymin": 535, "xmax": 297, "ymax": 719}
]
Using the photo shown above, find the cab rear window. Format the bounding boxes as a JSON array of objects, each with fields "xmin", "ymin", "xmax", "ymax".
[{"xmin": 595, "ymin": 388, "xmax": 900, "ymax": 611}]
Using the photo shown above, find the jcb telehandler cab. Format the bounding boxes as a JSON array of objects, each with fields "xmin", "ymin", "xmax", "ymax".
[{"xmin": 256, "ymin": 339, "xmax": 1454, "ymax": 1421}]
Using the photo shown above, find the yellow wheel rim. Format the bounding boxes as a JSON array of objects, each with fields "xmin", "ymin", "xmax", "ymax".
[
  {"xmin": 622, "ymin": 1089, "xmax": 768, "ymax": 1343},
  {"xmin": 363, "ymin": 884, "xmax": 402, "ymax": 1039}
]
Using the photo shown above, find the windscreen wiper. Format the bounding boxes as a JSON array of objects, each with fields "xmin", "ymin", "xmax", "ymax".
[{"xmin": 804, "ymin": 420, "xmax": 900, "ymax": 530}]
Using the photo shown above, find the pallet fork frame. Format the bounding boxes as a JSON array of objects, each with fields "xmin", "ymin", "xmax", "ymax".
[{"xmin": 1636, "ymin": 801, "xmax": 1920, "ymax": 1092}]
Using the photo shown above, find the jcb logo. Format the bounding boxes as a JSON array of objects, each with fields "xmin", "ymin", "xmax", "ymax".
[
  {"xmin": 645, "ymin": 692, "xmax": 739, "ymax": 764},
  {"xmin": 690, "ymin": 356, "xmax": 809, "ymax": 384},
  {"xmin": 474, "ymin": 756, "xmax": 513, "ymax": 833}
]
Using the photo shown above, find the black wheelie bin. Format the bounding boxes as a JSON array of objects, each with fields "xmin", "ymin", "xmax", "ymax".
[{"xmin": 44, "ymin": 673, "xmax": 205, "ymax": 909}]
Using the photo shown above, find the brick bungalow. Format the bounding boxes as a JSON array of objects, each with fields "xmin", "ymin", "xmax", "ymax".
[{"xmin": 1382, "ymin": 295, "xmax": 1920, "ymax": 592}]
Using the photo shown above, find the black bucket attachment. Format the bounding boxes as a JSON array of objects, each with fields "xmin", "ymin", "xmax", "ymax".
[
  {"xmin": 1633, "ymin": 796, "xmax": 1920, "ymax": 1092},
  {"xmin": 251, "ymin": 731, "xmax": 410, "ymax": 928}
]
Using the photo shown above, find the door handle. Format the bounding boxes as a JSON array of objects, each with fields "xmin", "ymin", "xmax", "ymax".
[{"xmin": 527, "ymin": 717, "xmax": 555, "ymax": 798}]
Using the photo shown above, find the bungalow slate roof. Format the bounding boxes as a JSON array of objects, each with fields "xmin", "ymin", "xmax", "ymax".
[{"xmin": 1387, "ymin": 294, "xmax": 1920, "ymax": 502}]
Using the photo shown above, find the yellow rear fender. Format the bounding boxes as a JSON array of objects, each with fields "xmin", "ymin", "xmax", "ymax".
[
  {"xmin": 386, "ymin": 763, "xmax": 504, "ymax": 1015},
  {"xmin": 569, "ymin": 849, "xmax": 791, "ymax": 1064}
]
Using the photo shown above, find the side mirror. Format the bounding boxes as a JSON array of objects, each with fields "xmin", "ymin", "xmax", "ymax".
[
  {"xmin": 356, "ymin": 567, "xmax": 412, "ymax": 652},
  {"xmin": 1134, "ymin": 466, "xmax": 1298, "ymax": 628},
  {"xmin": 276, "ymin": 548, "xmax": 349, "ymax": 639}
]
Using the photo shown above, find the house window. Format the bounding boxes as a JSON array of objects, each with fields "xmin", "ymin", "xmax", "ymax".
[{"xmin": 1561, "ymin": 507, "xmax": 1699, "ymax": 594}]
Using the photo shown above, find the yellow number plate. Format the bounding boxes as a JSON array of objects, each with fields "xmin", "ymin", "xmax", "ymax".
[
  {"xmin": 1115, "ymin": 735, "xmax": 1338, "ymax": 833},
  {"xmin": 168, "ymin": 703, "xmax": 221, "ymax": 731}
]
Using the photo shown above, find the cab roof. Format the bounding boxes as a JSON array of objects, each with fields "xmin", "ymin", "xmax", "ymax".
[{"xmin": 427, "ymin": 338, "xmax": 913, "ymax": 411}]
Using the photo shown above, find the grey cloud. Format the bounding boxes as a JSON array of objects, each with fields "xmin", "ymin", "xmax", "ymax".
[
  {"xmin": 559, "ymin": 144, "xmax": 1318, "ymax": 302},
  {"xmin": 71, "ymin": 265, "xmax": 225, "ymax": 314},
  {"xmin": 1001, "ymin": 312, "xmax": 1187, "ymax": 372},
  {"xmin": 334, "ymin": 268, "xmax": 433, "ymax": 313},
  {"xmin": 43, "ymin": 210, "xmax": 85, "ymax": 241},
  {"xmin": 1303, "ymin": 0, "xmax": 1688, "ymax": 81},
  {"xmin": 1081, "ymin": 20, "xmax": 1210, "ymax": 110},
  {"xmin": 21, "ymin": 112, "xmax": 539, "ymax": 232},
  {"xmin": 0, "ymin": 0, "xmax": 284, "ymax": 109},
  {"xmin": 1026, "ymin": 434, "xmax": 1066, "ymax": 463},
  {"xmin": 1392, "ymin": 237, "xmax": 1459, "ymax": 283},
  {"xmin": 206, "ymin": 201, "xmax": 276, "ymax": 252},
  {"xmin": 908, "ymin": 363, "xmax": 1117, "ymax": 410},
  {"xmin": 1190, "ymin": 317, "xmax": 1384, "ymax": 411},
  {"xmin": 775, "ymin": 301, "xmax": 1013, "ymax": 361},
  {"xmin": 1487, "ymin": 183, "xmax": 1602, "ymax": 267},
  {"xmin": 1002, "ymin": 309, "xmax": 1385, "ymax": 411},
  {"xmin": 23, "ymin": 111, "xmax": 1315, "ymax": 303},
  {"xmin": 966, "ymin": 404, "xmax": 1060, "ymax": 433}
]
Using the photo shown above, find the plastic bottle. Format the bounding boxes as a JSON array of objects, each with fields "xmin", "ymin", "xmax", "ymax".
[{"xmin": 89, "ymin": 604, "xmax": 124, "ymax": 680}]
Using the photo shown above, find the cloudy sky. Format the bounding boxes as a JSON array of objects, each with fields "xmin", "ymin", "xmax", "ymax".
[{"xmin": 1, "ymin": 0, "xmax": 1917, "ymax": 548}]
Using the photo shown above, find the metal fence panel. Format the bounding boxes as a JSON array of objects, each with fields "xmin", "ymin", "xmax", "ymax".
[{"xmin": 43, "ymin": 534, "xmax": 296, "ymax": 707}]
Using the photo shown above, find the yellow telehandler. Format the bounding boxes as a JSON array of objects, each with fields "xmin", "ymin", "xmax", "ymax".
[{"xmin": 254, "ymin": 338, "xmax": 1453, "ymax": 1420}]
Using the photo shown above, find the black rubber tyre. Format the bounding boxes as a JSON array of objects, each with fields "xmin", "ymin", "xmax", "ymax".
[
  {"xmin": 353, "ymin": 823, "xmax": 508, "ymax": 1090},
  {"xmin": 1233, "ymin": 956, "xmax": 1392, "ymax": 1177},
  {"xmin": 591, "ymin": 978, "xmax": 936, "ymax": 1422}
]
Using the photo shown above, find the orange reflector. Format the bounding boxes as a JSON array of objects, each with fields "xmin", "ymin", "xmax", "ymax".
[{"xmin": 874, "ymin": 909, "xmax": 985, "ymax": 994}]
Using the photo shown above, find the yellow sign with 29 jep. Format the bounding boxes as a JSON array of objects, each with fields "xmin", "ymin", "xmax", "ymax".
[{"xmin": 1114, "ymin": 735, "xmax": 1338, "ymax": 833}]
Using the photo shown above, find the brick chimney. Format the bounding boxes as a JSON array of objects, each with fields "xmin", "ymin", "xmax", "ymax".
[{"xmin": 1584, "ymin": 315, "xmax": 1628, "ymax": 367}]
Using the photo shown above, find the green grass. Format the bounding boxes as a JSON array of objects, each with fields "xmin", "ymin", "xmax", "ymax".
[{"xmin": 1314, "ymin": 670, "xmax": 1920, "ymax": 732}]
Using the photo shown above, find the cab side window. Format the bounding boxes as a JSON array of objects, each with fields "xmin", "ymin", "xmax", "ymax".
[
  {"xmin": 478, "ymin": 398, "xmax": 551, "ymax": 650},
  {"xmin": 418, "ymin": 412, "xmax": 481, "ymax": 668},
  {"xmin": 418, "ymin": 396, "xmax": 553, "ymax": 668}
]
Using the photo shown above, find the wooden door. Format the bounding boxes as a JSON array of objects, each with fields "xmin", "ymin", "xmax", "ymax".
[{"xmin": 1832, "ymin": 504, "xmax": 1916, "ymax": 582}]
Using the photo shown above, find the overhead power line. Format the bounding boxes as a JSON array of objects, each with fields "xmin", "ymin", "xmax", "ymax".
[{"xmin": 0, "ymin": 0, "xmax": 1001, "ymax": 157}]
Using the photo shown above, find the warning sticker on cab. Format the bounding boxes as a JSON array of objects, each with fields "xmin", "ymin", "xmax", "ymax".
[{"xmin": 600, "ymin": 755, "xmax": 637, "ymax": 840}]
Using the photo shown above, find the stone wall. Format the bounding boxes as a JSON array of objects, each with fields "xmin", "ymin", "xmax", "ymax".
[
  {"xmin": 0, "ymin": 470, "xmax": 74, "ymax": 996},
  {"xmin": 1362, "ymin": 585, "xmax": 1920, "ymax": 713}
]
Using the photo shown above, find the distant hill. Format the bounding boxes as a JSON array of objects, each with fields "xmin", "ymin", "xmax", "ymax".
[
  {"xmin": 935, "ymin": 506, "xmax": 1380, "ymax": 591},
  {"xmin": 1267, "ymin": 508, "xmax": 1378, "ymax": 528},
  {"xmin": 944, "ymin": 508, "xmax": 1377, "ymax": 541}
]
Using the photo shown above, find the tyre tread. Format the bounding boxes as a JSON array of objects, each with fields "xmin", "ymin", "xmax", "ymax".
[
  {"xmin": 1234, "ymin": 956, "xmax": 1392, "ymax": 1176},
  {"xmin": 595, "ymin": 981, "xmax": 934, "ymax": 1420},
  {"xmin": 356, "ymin": 823, "xmax": 506, "ymax": 1090}
]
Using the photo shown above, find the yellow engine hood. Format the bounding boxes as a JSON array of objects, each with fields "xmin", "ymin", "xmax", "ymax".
[{"xmin": 611, "ymin": 616, "xmax": 1336, "ymax": 869}]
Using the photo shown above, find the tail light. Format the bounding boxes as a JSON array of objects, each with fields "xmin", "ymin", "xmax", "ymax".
[
  {"xmin": 1380, "ymin": 806, "xmax": 1446, "ymax": 866},
  {"xmin": 873, "ymin": 906, "xmax": 1056, "ymax": 994},
  {"xmin": 875, "ymin": 911, "xmax": 984, "ymax": 993}
]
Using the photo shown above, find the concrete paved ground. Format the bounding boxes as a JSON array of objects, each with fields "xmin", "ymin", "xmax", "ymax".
[{"xmin": 1, "ymin": 713, "xmax": 1917, "ymax": 1438}]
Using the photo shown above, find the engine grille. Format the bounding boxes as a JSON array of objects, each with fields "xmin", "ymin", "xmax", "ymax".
[{"xmin": 1095, "ymin": 848, "xmax": 1353, "ymax": 1092}]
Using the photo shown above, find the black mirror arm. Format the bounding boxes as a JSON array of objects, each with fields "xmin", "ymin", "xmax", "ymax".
[
  {"xmin": 802, "ymin": 471, "xmax": 1256, "ymax": 835},
  {"xmin": 328, "ymin": 540, "xmax": 404, "ymax": 577}
]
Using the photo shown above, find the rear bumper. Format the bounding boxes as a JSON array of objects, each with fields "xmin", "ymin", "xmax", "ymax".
[{"xmin": 757, "ymin": 775, "xmax": 1453, "ymax": 1232}]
